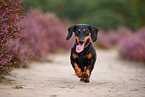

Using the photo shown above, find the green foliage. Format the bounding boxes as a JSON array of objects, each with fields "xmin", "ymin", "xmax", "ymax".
[{"xmin": 22, "ymin": 0, "xmax": 145, "ymax": 31}]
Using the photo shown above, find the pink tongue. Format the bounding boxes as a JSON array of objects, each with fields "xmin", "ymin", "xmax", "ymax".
[{"xmin": 76, "ymin": 44, "xmax": 84, "ymax": 53}]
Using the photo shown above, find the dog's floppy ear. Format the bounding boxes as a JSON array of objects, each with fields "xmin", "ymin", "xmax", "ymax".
[
  {"xmin": 89, "ymin": 25, "xmax": 98, "ymax": 42},
  {"xmin": 66, "ymin": 25, "xmax": 76, "ymax": 40}
]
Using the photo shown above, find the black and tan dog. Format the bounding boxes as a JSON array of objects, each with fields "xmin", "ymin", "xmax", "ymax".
[{"xmin": 66, "ymin": 24, "xmax": 98, "ymax": 83}]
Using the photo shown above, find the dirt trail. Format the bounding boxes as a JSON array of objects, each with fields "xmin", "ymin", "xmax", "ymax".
[{"xmin": 0, "ymin": 50, "xmax": 145, "ymax": 97}]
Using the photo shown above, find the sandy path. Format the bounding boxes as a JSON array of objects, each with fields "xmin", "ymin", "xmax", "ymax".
[{"xmin": 0, "ymin": 50, "xmax": 145, "ymax": 97}]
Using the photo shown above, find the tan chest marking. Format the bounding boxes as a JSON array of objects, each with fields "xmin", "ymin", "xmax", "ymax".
[
  {"xmin": 72, "ymin": 53, "xmax": 78, "ymax": 59},
  {"xmin": 85, "ymin": 53, "xmax": 92, "ymax": 59}
]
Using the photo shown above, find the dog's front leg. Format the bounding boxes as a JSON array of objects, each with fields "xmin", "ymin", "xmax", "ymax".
[
  {"xmin": 83, "ymin": 55, "xmax": 96, "ymax": 83},
  {"xmin": 73, "ymin": 63, "xmax": 82, "ymax": 77},
  {"xmin": 71, "ymin": 54, "xmax": 82, "ymax": 78}
]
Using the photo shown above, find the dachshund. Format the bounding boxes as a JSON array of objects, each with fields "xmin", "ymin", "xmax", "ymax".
[{"xmin": 66, "ymin": 24, "xmax": 98, "ymax": 83}]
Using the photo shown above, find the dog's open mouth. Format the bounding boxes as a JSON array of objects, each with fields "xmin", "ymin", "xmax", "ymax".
[{"xmin": 76, "ymin": 43, "xmax": 84, "ymax": 53}]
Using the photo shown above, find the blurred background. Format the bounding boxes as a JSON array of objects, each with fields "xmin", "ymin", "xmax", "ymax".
[
  {"xmin": 22, "ymin": 0, "xmax": 145, "ymax": 31},
  {"xmin": 0, "ymin": 0, "xmax": 145, "ymax": 77}
]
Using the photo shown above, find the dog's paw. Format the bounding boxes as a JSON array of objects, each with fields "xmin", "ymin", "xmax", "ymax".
[
  {"xmin": 84, "ymin": 79, "xmax": 90, "ymax": 83},
  {"xmin": 83, "ymin": 73, "xmax": 89, "ymax": 78},
  {"xmin": 84, "ymin": 78, "xmax": 90, "ymax": 83},
  {"xmin": 80, "ymin": 73, "xmax": 90, "ymax": 83},
  {"xmin": 80, "ymin": 78, "xmax": 84, "ymax": 82}
]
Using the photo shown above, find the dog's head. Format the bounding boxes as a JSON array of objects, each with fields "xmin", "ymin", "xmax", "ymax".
[{"xmin": 66, "ymin": 24, "xmax": 98, "ymax": 45}]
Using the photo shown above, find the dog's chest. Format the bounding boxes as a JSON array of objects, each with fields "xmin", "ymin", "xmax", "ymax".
[{"xmin": 77, "ymin": 52, "xmax": 90, "ymax": 66}]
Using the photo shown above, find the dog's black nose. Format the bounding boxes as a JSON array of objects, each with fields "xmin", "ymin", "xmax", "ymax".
[{"xmin": 79, "ymin": 40, "xmax": 84, "ymax": 44}]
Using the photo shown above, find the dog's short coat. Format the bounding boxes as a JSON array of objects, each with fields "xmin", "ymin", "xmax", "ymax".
[{"xmin": 66, "ymin": 24, "xmax": 98, "ymax": 83}]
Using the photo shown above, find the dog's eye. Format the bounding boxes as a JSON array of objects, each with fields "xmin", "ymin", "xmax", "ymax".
[
  {"xmin": 76, "ymin": 31, "xmax": 79, "ymax": 34},
  {"xmin": 85, "ymin": 31, "xmax": 88, "ymax": 34}
]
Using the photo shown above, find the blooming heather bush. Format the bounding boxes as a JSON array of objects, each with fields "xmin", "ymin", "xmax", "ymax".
[
  {"xmin": 96, "ymin": 26, "xmax": 132, "ymax": 49},
  {"xmin": 96, "ymin": 31, "xmax": 113, "ymax": 49},
  {"xmin": 118, "ymin": 28, "xmax": 145, "ymax": 62},
  {"xmin": 7, "ymin": 39, "xmax": 31, "ymax": 68},
  {"xmin": 96, "ymin": 31, "xmax": 121, "ymax": 49},
  {"xmin": 19, "ymin": 9, "xmax": 72, "ymax": 60},
  {"xmin": 137, "ymin": 27, "xmax": 145, "ymax": 42},
  {"xmin": 0, "ymin": 0, "xmax": 24, "ymax": 77}
]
